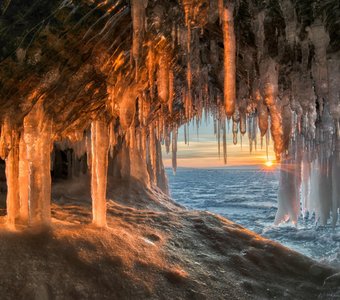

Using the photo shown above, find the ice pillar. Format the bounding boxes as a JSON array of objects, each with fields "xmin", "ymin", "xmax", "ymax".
[
  {"xmin": 5, "ymin": 133, "xmax": 20, "ymax": 226},
  {"xmin": 23, "ymin": 102, "xmax": 53, "ymax": 225},
  {"xmin": 91, "ymin": 118, "xmax": 109, "ymax": 227},
  {"xmin": 18, "ymin": 135, "xmax": 29, "ymax": 222}
]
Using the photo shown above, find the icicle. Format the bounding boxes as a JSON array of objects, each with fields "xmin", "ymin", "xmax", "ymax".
[
  {"xmin": 119, "ymin": 86, "xmax": 138, "ymax": 130},
  {"xmin": 131, "ymin": 0, "xmax": 147, "ymax": 78},
  {"xmin": 91, "ymin": 118, "xmax": 109, "ymax": 227},
  {"xmin": 141, "ymin": 126, "xmax": 147, "ymax": 161},
  {"xmin": 260, "ymin": 58, "xmax": 283, "ymax": 160},
  {"xmin": 217, "ymin": 119, "xmax": 221, "ymax": 158},
  {"xmin": 109, "ymin": 120, "xmax": 117, "ymax": 158},
  {"xmin": 307, "ymin": 20, "xmax": 330, "ymax": 101},
  {"xmin": 218, "ymin": 0, "xmax": 224, "ymax": 23},
  {"xmin": 171, "ymin": 22, "xmax": 177, "ymax": 48},
  {"xmin": 157, "ymin": 53, "xmax": 169, "ymax": 103},
  {"xmin": 222, "ymin": 3, "xmax": 236, "ymax": 117},
  {"xmin": 149, "ymin": 124, "xmax": 157, "ymax": 183},
  {"xmin": 327, "ymin": 54, "xmax": 340, "ymax": 120},
  {"xmin": 258, "ymin": 99, "xmax": 268, "ymax": 138},
  {"xmin": 182, "ymin": 0, "xmax": 192, "ymax": 27},
  {"xmin": 318, "ymin": 158, "xmax": 332, "ymax": 225},
  {"xmin": 301, "ymin": 154, "xmax": 311, "ymax": 217},
  {"xmin": 222, "ymin": 118, "xmax": 227, "ymax": 164},
  {"xmin": 280, "ymin": 0, "xmax": 297, "ymax": 47},
  {"xmin": 168, "ymin": 69, "xmax": 174, "ymax": 114},
  {"xmin": 248, "ymin": 116, "xmax": 253, "ymax": 153},
  {"xmin": 253, "ymin": 10, "xmax": 265, "ymax": 63},
  {"xmin": 332, "ymin": 131, "xmax": 340, "ymax": 226},
  {"xmin": 0, "ymin": 119, "xmax": 12, "ymax": 160},
  {"xmin": 232, "ymin": 109, "xmax": 240, "ymax": 145},
  {"xmin": 275, "ymin": 157, "xmax": 300, "ymax": 225},
  {"xmin": 266, "ymin": 128, "xmax": 270, "ymax": 161},
  {"xmin": 240, "ymin": 111, "xmax": 246, "ymax": 135},
  {"xmin": 146, "ymin": 42, "xmax": 156, "ymax": 99},
  {"xmin": 85, "ymin": 131, "xmax": 92, "ymax": 171},
  {"xmin": 171, "ymin": 126, "xmax": 178, "ymax": 175}
]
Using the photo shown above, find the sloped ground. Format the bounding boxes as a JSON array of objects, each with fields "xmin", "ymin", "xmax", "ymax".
[{"xmin": 0, "ymin": 179, "xmax": 339, "ymax": 300}]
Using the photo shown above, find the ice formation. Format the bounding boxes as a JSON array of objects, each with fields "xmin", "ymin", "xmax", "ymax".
[
  {"xmin": 0, "ymin": 0, "xmax": 339, "ymax": 228},
  {"xmin": 91, "ymin": 118, "xmax": 109, "ymax": 227},
  {"xmin": 221, "ymin": 3, "xmax": 236, "ymax": 117}
]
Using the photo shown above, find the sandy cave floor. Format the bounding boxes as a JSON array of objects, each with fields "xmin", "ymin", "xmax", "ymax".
[{"xmin": 0, "ymin": 179, "xmax": 339, "ymax": 300}]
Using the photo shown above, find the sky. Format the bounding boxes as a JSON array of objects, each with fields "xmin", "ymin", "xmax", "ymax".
[{"xmin": 162, "ymin": 115, "xmax": 276, "ymax": 168}]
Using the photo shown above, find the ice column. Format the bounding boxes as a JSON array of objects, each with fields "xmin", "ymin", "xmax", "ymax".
[
  {"xmin": 5, "ymin": 132, "xmax": 20, "ymax": 226},
  {"xmin": 222, "ymin": 3, "xmax": 236, "ymax": 117},
  {"xmin": 332, "ymin": 130, "xmax": 340, "ymax": 226},
  {"xmin": 91, "ymin": 118, "xmax": 109, "ymax": 227},
  {"xmin": 23, "ymin": 102, "xmax": 53, "ymax": 225},
  {"xmin": 18, "ymin": 135, "xmax": 29, "ymax": 222}
]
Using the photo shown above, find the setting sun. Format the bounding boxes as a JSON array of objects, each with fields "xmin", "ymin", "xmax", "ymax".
[{"xmin": 264, "ymin": 161, "xmax": 274, "ymax": 167}]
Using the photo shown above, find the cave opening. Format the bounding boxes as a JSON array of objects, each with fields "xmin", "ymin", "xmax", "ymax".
[{"xmin": 163, "ymin": 116, "xmax": 340, "ymax": 264}]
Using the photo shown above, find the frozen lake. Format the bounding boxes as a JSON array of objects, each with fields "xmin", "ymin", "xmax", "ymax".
[{"xmin": 166, "ymin": 167, "xmax": 340, "ymax": 266}]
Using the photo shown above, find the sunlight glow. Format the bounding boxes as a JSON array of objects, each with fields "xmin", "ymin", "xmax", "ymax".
[{"xmin": 264, "ymin": 161, "xmax": 274, "ymax": 168}]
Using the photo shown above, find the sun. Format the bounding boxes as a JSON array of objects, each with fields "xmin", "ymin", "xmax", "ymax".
[{"xmin": 264, "ymin": 161, "xmax": 274, "ymax": 167}]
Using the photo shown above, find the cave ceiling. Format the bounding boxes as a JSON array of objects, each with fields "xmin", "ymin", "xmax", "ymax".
[{"xmin": 0, "ymin": 0, "xmax": 339, "ymax": 158}]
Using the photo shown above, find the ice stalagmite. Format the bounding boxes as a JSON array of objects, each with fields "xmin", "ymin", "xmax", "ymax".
[
  {"xmin": 91, "ymin": 118, "xmax": 109, "ymax": 227},
  {"xmin": 221, "ymin": 3, "xmax": 236, "ymax": 117},
  {"xmin": 23, "ymin": 101, "xmax": 53, "ymax": 225}
]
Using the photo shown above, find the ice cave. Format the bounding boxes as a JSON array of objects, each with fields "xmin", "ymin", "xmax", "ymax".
[{"xmin": 0, "ymin": 0, "xmax": 339, "ymax": 299}]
